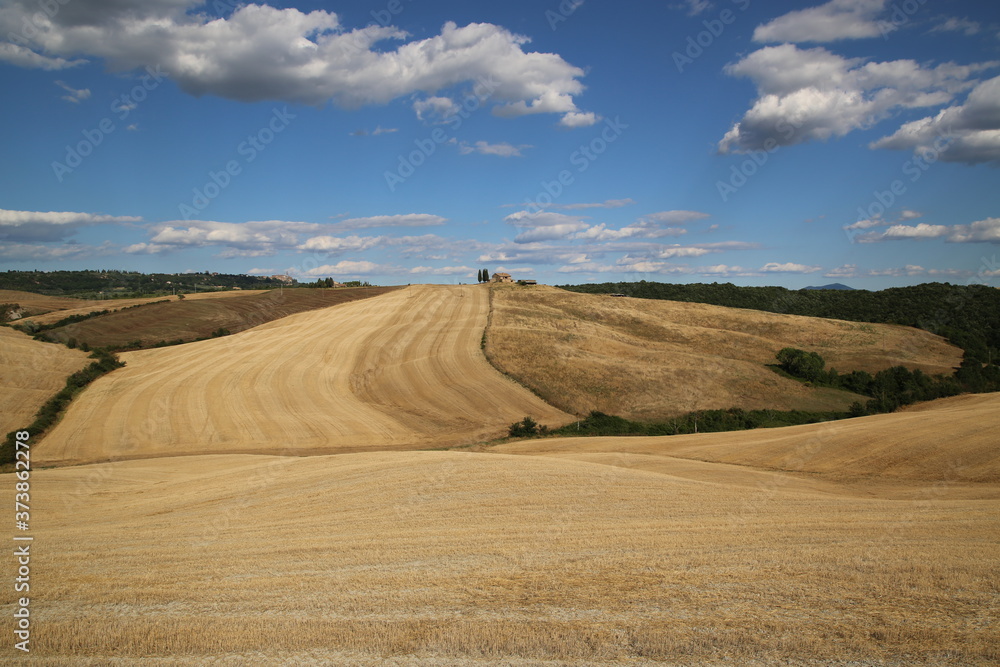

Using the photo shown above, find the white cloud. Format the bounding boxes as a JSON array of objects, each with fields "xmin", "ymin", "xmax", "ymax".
[
  {"xmin": 123, "ymin": 242, "xmax": 172, "ymax": 254},
  {"xmin": 0, "ymin": 208, "xmax": 141, "ymax": 241},
  {"xmin": 0, "ymin": 3, "xmax": 594, "ymax": 126},
  {"xmin": 558, "ymin": 111, "xmax": 599, "ymax": 128},
  {"xmin": 760, "ymin": 262, "xmax": 822, "ymax": 273},
  {"xmin": 413, "ymin": 96, "xmax": 460, "ymax": 123},
  {"xmin": 573, "ymin": 222, "xmax": 686, "ymax": 242},
  {"xmin": 55, "ymin": 79, "xmax": 90, "ymax": 103},
  {"xmin": 303, "ymin": 260, "xmax": 403, "ymax": 276},
  {"xmin": 655, "ymin": 246, "xmax": 712, "ymax": 259},
  {"xmin": 825, "ymin": 264, "xmax": 858, "ymax": 278},
  {"xmin": 408, "ymin": 265, "xmax": 475, "ymax": 276},
  {"xmin": 0, "ymin": 43, "xmax": 85, "ymax": 70},
  {"xmin": 641, "ymin": 210, "xmax": 710, "ymax": 224},
  {"xmin": 947, "ymin": 217, "xmax": 1000, "ymax": 243},
  {"xmin": 679, "ymin": 0, "xmax": 713, "ymax": 16},
  {"xmin": 929, "ymin": 17, "xmax": 981, "ymax": 36},
  {"xmin": 458, "ymin": 140, "xmax": 530, "ymax": 157},
  {"xmin": 331, "ymin": 214, "xmax": 447, "ymax": 230},
  {"xmin": 718, "ymin": 44, "xmax": 996, "ymax": 153},
  {"xmin": 296, "ymin": 235, "xmax": 381, "ymax": 253},
  {"xmin": 899, "ymin": 209, "xmax": 922, "ymax": 220},
  {"xmin": 149, "ymin": 219, "xmax": 321, "ymax": 252},
  {"xmin": 869, "ymin": 75, "xmax": 1000, "ymax": 165},
  {"xmin": 504, "ymin": 210, "xmax": 590, "ymax": 243},
  {"xmin": 753, "ymin": 0, "xmax": 889, "ymax": 43}
]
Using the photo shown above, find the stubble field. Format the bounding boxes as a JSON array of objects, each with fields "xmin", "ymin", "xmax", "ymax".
[{"xmin": 2, "ymin": 283, "xmax": 996, "ymax": 665}]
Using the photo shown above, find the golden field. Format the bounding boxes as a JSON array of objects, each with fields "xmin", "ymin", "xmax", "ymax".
[
  {"xmin": 34, "ymin": 285, "xmax": 570, "ymax": 465},
  {"xmin": 0, "ymin": 327, "xmax": 89, "ymax": 438},
  {"xmin": 485, "ymin": 285, "xmax": 963, "ymax": 420},
  {"xmin": 1, "ymin": 283, "xmax": 996, "ymax": 665}
]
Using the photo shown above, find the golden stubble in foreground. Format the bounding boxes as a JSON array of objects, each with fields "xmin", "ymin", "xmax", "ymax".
[
  {"xmin": 486, "ymin": 286, "xmax": 963, "ymax": 420},
  {"xmin": 34, "ymin": 285, "xmax": 571, "ymax": 465},
  {"xmin": 6, "ymin": 435, "xmax": 998, "ymax": 665}
]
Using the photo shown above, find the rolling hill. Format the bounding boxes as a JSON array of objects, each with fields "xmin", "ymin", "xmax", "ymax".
[
  {"xmin": 0, "ymin": 327, "xmax": 90, "ymax": 438},
  {"xmin": 34, "ymin": 286, "xmax": 400, "ymax": 349},
  {"xmin": 34, "ymin": 284, "xmax": 570, "ymax": 465},
  {"xmin": 12, "ymin": 393, "xmax": 1000, "ymax": 664},
  {"xmin": 485, "ymin": 285, "xmax": 962, "ymax": 420}
]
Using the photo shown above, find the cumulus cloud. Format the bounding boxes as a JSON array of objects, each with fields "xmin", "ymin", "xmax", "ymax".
[
  {"xmin": 0, "ymin": 2, "xmax": 594, "ymax": 126},
  {"xmin": 55, "ymin": 80, "xmax": 90, "ymax": 103},
  {"xmin": 330, "ymin": 214, "xmax": 447, "ymax": 231},
  {"xmin": 641, "ymin": 210, "xmax": 710, "ymax": 224},
  {"xmin": 148, "ymin": 219, "xmax": 321, "ymax": 255},
  {"xmin": 856, "ymin": 217, "xmax": 1000, "ymax": 243},
  {"xmin": 504, "ymin": 210, "xmax": 590, "ymax": 243},
  {"xmin": 0, "ymin": 208, "xmax": 141, "ymax": 242},
  {"xmin": 825, "ymin": 264, "xmax": 859, "ymax": 278},
  {"xmin": 408, "ymin": 265, "xmax": 475, "ymax": 276},
  {"xmin": 718, "ymin": 44, "xmax": 995, "ymax": 153},
  {"xmin": 458, "ymin": 140, "xmax": 530, "ymax": 157},
  {"xmin": 296, "ymin": 235, "xmax": 381, "ymax": 253},
  {"xmin": 0, "ymin": 241, "xmax": 115, "ymax": 261},
  {"xmin": 413, "ymin": 96, "xmax": 460, "ymax": 123},
  {"xmin": 929, "ymin": 17, "xmax": 981, "ymax": 36},
  {"xmin": 303, "ymin": 260, "xmax": 403, "ymax": 276},
  {"xmin": 573, "ymin": 222, "xmax": 686, "ymax": 242},
  {"xmin": 760, "ymin": 262, "xmax": 822, "ymax": 273},
  {"xmin": 0, "ymin": 43, "xmax": 85, "ymax": 69},
  {"xmin": 558, "ymin": 111, "xmax": 599, "ymax": 128},
  {"xmin": 753, "ymin": 0, "xmax": 889, "ymax": 43},
  {"xmin": 869, "ymin": 75, "xmax": 1000, "ymax": 165}
]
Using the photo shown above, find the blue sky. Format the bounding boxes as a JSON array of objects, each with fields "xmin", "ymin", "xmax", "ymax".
[{"xmin": 1, "ymin": 0, "xmax": 998, "ymax": 288}]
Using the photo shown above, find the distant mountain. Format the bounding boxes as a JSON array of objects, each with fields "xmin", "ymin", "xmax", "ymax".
[{"xmin": 803, "ymin": 283, "xmax": 855, "ymax": 291}]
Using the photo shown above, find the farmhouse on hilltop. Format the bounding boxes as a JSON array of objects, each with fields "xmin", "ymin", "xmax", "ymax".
[{"xmin": 491, "ymin": 272, "xmax": 513, "ymax": 283}]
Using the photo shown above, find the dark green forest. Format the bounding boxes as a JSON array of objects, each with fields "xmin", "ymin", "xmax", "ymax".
[{"xmin": 0, "ymin": 269, "xmax": 291, "ymax": 297}]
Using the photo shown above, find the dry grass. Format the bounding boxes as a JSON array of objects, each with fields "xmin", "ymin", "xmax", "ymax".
[
  {"xmin": 485, "ymin": 285, "xmax": 962, "ymax": 420},
  {"xmin": 34, "ymin": 285, "xmax": 570, "ymax": 465},
  {"xmin": 0, "ymin": 326, "xmax": 90, "ymax": 437},
  {"xmin": 5, "ymin": 440, "xmax": 997, "ymax": 664}
]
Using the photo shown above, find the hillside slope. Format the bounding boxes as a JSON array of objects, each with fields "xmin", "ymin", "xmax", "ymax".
[
  {"xmin": 35, "ymin": 285, "xmax": 570, "ymax": 465},
  {"xmin": 0, "ymin": 327, "xmax": 90, "ymax": 437},
  {"xmin": 37, "ymin": 286, "xmax": 399, "ymax": 347},
  {"xmin": 495, "ymin": 392, "xmax": 1000, "ymax": 495},
  {"xmin": 486, "ymin": 285, "xmax": 962, "ymax": 420}
]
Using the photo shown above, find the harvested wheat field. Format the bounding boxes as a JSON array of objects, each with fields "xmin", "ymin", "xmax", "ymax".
[
  {"xmin": 19, "ymin": 289, "xmax": 269, "ymax": 327},
  {"xmin": 496, "ymin": 391, "xmax": 1000, "ymax": 499},
  {"xmin": 5, "ymin": 410, "xmax": 999, "ymax": 665},
  {"xmin": 486, "ymin": 285, "xmax": 962, "ymax": 420},
  {"xmin": 35, "ymin": 285, "xmax": 570, "ymax": 465},
  {"xmin": 0, "ymin": 327, "xmax": 89, "ymax": 437},
  {"xmin": 37, "ymin": 286, "xmax": 400, "ymax": 348}
]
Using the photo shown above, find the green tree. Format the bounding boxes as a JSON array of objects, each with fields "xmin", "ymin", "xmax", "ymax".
[{"xmin": 776, "ymin": 347, "xmax": 826, "ymax": 382}]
